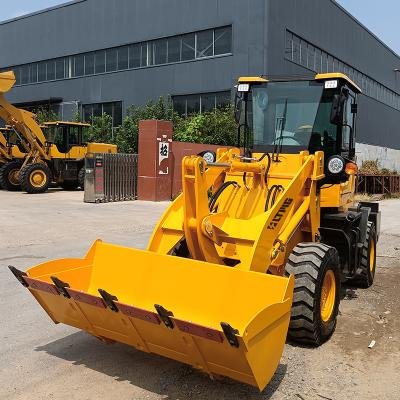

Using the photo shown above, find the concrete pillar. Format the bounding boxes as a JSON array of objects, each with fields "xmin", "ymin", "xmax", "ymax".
[{"xmin": 137, "ymin": 120, "xmax": 173, "ymax": 201}]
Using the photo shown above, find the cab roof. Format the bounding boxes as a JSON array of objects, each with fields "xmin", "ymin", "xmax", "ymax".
[
  {"xmin": 238, "ymin": 72, "xmax": 362, "ymax": 94},
  {"xmin": 44, "ymin": 121, "xmax": 91, "ymax": 127}
]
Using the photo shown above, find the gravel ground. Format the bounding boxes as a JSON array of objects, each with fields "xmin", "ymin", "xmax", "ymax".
[{"xmin": 0, "ymin": 190, "xmax": 399, "ymax": 400}]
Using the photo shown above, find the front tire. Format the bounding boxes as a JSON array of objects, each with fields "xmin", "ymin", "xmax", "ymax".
[
  {"xmin": 285, "ymin": 243, "xmax": 341, "ymax": 346},
  {"xmin": 20, "ymin": 163, "xmax": 52, "ymax": 194},
  {"xmin": 0, "ymin": 161, "xmax": 22, "ymax": 191}
]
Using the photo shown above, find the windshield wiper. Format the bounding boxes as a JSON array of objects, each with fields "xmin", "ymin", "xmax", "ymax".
[{"xmin": 272, "ymin": 99, "xmax": 288, "ymax": 162}]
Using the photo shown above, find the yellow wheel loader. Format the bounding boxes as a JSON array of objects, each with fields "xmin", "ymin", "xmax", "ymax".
[
  {"xmin": 0, "ymin": 71, "xmax": 117, "ymax": 193},
  {"xmin": 9, "ymin": 73, "xmax": 380, "ymax": 390}
]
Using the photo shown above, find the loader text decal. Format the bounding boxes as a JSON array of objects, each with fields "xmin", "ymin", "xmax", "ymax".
[{"xmin": 267, "ymin": 198, "xmax": 294, "ymax": 230}]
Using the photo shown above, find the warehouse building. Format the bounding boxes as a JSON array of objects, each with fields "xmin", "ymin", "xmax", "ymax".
[{"xmin": 0, "ymin": 0, "xmax": 399, "ymax": 168}]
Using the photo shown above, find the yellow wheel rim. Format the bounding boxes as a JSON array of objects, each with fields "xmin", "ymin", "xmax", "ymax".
[
  {"xmin": 320, "ymin": 270, "xmax": 336, "ymax": 323},
  {"xmin": 8, "ymin": 169, "xmax": 20, "ymax": 185},
  {"xmin": 29, "ymin": 170, "xmax": 46, "ymax": 188},
  {"xmin": 370, "ymin": 238, "xmax": 376, "ymax": 273}
]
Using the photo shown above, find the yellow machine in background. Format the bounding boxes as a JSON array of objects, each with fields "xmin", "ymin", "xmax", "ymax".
[
  {"xmin": 10, "ymin": 73, "xmax": 380, "ymax": 390},
  {"xmin": 0, "ymin": 71, "xmax": 117, "ymax": 193}
]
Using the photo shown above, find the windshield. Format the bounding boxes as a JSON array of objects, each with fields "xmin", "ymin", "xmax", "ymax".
[
  {"xmin": 46, "ymin": 125, "xmax": 81, "ymax": 153},
  {"xmin": 249, "ymin": 81, "xmax": 338, "ymax": 154}
]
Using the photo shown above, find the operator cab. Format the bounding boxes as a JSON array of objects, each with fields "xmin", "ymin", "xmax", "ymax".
[
  {"xmin": 235, "ymin": 73, "xmax": 361, "ymax": 182},
  {"xmin": 44, "ymin": 121, "xmax": 90, "ymax": 153}
]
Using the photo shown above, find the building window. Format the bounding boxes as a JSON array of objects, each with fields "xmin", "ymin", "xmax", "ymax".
[
  {"xmin": 181, "ymin": 33, "xmax": 196, "ymax": 61},
  {"xmin": 196, "ymin": 30, "xmax": 214, "ymax": 58},
  {"xmin": 38, "ymin": 62, "xmax": 47, "ymax": 82},
  {"xmin": 106, "ymin": 48, "xmax": 118, "ymax": 72},
  {"xmin": 20, "ymin": 65, "xmax": 29, "ymax": 85},
  {"xmin": 214, "ymin": 26, "xmax": 232, "ymax": 55},
  {"xmin": 73, "ymin": 54, "xmax": 84, "ymax": 77},
  {"xmin": 172, "ymin": 91, "xmax": 231, "ymax": 116},
  {"xmin": 5, "ymin": 26, "xmax": 232, "ymax": 89},
  {"xmin": 167, "ymin": 37, "xmax": 181, "ymax": 63},
  {"xmin": 82, "ymin": 101, "xmax": 123, "ymax": 127},
  {"xmin": 152, "ymin": 39, "xmax": 168, "ymax": 65},
  {"xmin": 284, "ymin": 29, "xmax": 400, "ymax": 111},
  {"xmin": 141, "ymin": 43, "xmax": 148, "ymax": 67},
  {"xmin": 47, "ymin": 60, "xmax": 55, "ymax": 81},
  {"xmin": 117, "ymin": 46, "xmax": 129, "ymax": 70},
  {"xmin": 84, "ymin": 53, "xmax": 95, "ymax": 75},
  {"xmin": 55, "ymin": 58, "xmax": 65, "ymax": 79},
  {"xmin": 129, "ymin": 44, "xmax": 141, "ymax": 68},
  {"xmin": 95, "ymin": 51, "xmax": 106, "ymax": 74},
  {"xmin": 29, "ymin": 63, "xmax": 38, "ymax": 83}
]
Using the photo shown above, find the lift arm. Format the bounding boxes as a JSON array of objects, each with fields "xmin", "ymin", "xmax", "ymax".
[
  {"xmin": 0, "ymin": 71, "xmax": 50, "ymax": 161},
  {"xmin": 148, "ymin": 148, "xmax": 325, "ymax": 273}
]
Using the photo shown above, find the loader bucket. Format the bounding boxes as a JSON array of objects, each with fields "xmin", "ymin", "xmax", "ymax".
[
  {"xmin": 10, "ymin": 240, "xmax": 294, "ymax": 390},
  {"xmin": 0, "ymin": 71, "xmax": 16, "ymax": 94}
]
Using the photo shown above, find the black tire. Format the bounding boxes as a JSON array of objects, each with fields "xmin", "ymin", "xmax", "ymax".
[
  {"xmin": 20, "ymin": 163, "xmax": 52, "ymax": 194},
  {"xmin": 60, "ymin": 180, "xmax": 79, "ymax": 190},
  {"xmin": 78, "ymin": 167, "xmax": 85, "ymax": 190},
  {"xmin": 0, "ymin": 161, "xmax": 22, "ymax": 191},
  {"xmin": 351, "ymin": 222, "xmax": 377, "ymax": 288},
  {"xmin": 285, "ymin": 242, "xmax": 341, "ymax": 346}
]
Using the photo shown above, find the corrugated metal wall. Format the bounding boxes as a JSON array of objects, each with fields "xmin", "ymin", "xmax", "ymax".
[{"xmin": 0, "ymin": 0, "xmax": 399, "ymax": 149}]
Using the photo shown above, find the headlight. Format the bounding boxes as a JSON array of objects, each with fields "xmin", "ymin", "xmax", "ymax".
[
  {"xmin": 327, "ymin": 156, "xmax": 345, "ymax": 174},
  {"xmin": 198, "ymin": 150, "xmax": 216, "ymax": 164}
]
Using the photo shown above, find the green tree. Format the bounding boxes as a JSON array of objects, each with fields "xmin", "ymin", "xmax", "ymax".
[
  {"xmin": 85, "ymin": 97, "xmax": 236, "ymax": 153},
  {"xmin": 174, "ymin": 106, "xmax": 236, "ymax": 146},
  {"xmin": 35, "ymin": 107, "xmax": 59, "ymax": 124},
  {"xmin": 114, "ymin": 97, "xmax": 177, "ymax": 153},
  {"xmin": 84, "ymin": 113, "xmax": 113, "ymax": 143}
]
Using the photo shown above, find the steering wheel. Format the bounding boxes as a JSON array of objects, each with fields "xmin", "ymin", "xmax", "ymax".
[{"xmin": 272, "ymin": 136, "xmax": 302, "ymax": 146}]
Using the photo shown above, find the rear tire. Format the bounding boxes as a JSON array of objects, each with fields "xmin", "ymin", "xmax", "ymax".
[
  {"xmin": 20, "ymin": 163, "xmax": 52, "ymax": 194},
  {"xmin": 0, "ymin": 161, "xmax": 22, "ymax": 191},
  {"xmin": 285, "ymin": 243, "xmax": 341, "ymax": 346},
  {"xmin": 78, "ymin": 167, "xmax": 85, "ymax": 190},
  {"xmin": 351, "ymin": 222, "xmax": 376, "ymax": 288}
]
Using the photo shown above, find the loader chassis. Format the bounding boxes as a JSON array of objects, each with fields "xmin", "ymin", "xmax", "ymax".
[{"xmin": 10, "ymin": 73, "xmax": 380, "ymax": 391}]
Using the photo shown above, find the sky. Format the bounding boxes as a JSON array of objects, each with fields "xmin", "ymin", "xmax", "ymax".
[{"xmin": 0, "ymin": 0, "xmax": 399, "ymax": 54}]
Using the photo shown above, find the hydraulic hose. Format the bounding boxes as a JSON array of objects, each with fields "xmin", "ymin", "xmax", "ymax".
[
  {"xmin": 265, "ymin": 185, "xmax": 285, "ymax": 212},
  {"xmin": 209, "ymin": 181, "xmax": 240, "ymax": 212}
]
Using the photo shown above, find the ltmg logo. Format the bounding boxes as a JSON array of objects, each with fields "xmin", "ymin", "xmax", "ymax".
[{"xmin": 267, "ymin": 198, "xmax": 294, "ymax": 230}]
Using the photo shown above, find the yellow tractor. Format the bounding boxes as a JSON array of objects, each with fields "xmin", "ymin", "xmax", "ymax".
[
  {"xmin": 0, "ymin": 71, "xmax": 117, "ymax": 193},
  {"xmin": 10, "ymin": 73, "xmax": 380, "ymax": 390}
]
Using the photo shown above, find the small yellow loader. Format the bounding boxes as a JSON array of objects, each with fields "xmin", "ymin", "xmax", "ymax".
[
  {"xmin": 0, "ymin": 71, "xmax": 117, "ymax": 193},
  {"xmin": 10, "ymin": 73, "xmax": 380, "ymax": 390}
]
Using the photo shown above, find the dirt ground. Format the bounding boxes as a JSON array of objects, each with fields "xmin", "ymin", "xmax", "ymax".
[{"xmin": 0, "ymin": 190, "xmax": 399, "ymax": 400}]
